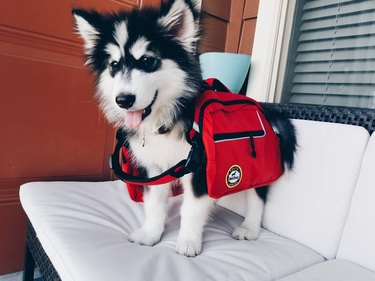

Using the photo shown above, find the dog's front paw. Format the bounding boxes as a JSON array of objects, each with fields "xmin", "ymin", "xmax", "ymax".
[
  {"xmin": 176, "ymin": 236, "xmax": 202, "ymax": 257},
  {"xmin": 232, "ymin": 226, "xmax": 260, "ymax": 241},
  {"xmin": 129, "ymin": 227, "xmax": 162, "ymax": 246}
]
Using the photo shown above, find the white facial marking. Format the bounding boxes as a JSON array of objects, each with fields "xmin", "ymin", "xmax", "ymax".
[
  {"xmin": 114, "ymin": 21, "xmax": 128, "ymax": 54},
  {"xmin": 129, "ymin": 37, "xmax": 150, "ymax": 60},
  {"xmin": 105, "ymin": 43, "xmax": 122, "ymax": 62}
]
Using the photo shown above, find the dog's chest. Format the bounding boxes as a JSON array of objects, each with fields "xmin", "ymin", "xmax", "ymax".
[{"xmin": 129, "ymin": 131, "xmax": 191, "ymax": 172}]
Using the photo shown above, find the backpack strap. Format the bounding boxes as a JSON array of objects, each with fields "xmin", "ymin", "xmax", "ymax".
[
  {"xmin": 109, "ymin": 129, "xmax": 202, "ymax": 185},
  {"xmin": 204, "ymin": 78, "xmax": 265, "ymax": 113},
  {"xmin": 204, "ymin": 78, "xmax": 231, "ymax": 93}
]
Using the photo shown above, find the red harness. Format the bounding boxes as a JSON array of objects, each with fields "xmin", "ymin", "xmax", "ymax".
[{"xmin": 110, "ymin": 79, "xmax": 283, "ymax": 202}]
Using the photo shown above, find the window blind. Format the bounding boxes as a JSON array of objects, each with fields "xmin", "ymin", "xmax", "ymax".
[{"xmin": 288, "ymin": 0, "xmax": 375, "ymax": 108}]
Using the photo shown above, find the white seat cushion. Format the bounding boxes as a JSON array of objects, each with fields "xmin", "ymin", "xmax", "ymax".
[
  {"xmin": 337, "ymin": 133, "xmax": 375, "ymax": 272},
  {"xmin": 277, "ymin": 259, "xmax": 375, "ymax": 281},
  {"xmin": 20, "ymin": 181, "xmax": 323, "ymax": 281},
  {"xmin": 262, "ymin": 120, "xmax": 369, "ymax": 259}
]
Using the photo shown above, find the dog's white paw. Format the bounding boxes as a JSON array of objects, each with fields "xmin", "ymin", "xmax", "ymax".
[
  {"xmin": 129, "ymin": 228, "xmax": 162, "ymax": 246},
  {"xmin": 176, "ymin": 237, "xmax": 202, "ymax": 257},
  {"xmin": 232, "ymin": 226, "xmax": 260, "ymax": 241}
]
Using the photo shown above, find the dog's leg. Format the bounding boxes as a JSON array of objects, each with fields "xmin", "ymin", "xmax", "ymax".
[
  {"xmin": 176, "ymin": 174, "xmax": 215, "ymax": 257},
  {"xmin": 129, "ymin": 181, "xmax": 169, "ymax": 246},
  {"xmin": 232, "ymin": 188, "xmax": 264, "ymax": 240}
]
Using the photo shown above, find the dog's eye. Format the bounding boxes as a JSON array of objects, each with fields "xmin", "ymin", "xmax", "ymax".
[
  {"xmin": 109, "ymin": 60, "xmax": 120, "ymax": 72},
  {"xmin": 138, "ymin": 56, "xmax": 160, "ymax": 72}
]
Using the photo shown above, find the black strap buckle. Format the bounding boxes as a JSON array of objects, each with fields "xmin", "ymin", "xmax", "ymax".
[{"xmin": 185, "ymin": 141, "xmax": 202, "ymax": 173}]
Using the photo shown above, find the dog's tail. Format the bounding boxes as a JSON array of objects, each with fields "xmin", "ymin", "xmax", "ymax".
[{"xmin": 263, "ymin": 107, "xmax": 297, "ymax": 170}]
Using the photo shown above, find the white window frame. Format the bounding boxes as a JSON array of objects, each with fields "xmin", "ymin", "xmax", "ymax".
[{"xmin": 246, "ymin": 0, "xmax": 297, "ymax": 102}]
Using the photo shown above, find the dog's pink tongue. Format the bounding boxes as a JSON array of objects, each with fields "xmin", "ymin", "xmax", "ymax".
[{"xmin": 125, "ymin": 110, "xmax": 143, "ymax": 129}]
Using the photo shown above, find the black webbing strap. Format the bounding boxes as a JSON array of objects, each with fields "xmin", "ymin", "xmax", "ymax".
[{"xmin": 109, "ymin": 129, "xmax": 201, "ymax": 185}]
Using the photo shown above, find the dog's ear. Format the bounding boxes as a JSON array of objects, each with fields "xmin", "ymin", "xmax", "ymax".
[
  {"xmin": 158, "ymin": 0, "xmax": 201, "ymax": 52},
  {"xmin": 72, "ymin": 9, "xmax": 101, "ymax": 56}
]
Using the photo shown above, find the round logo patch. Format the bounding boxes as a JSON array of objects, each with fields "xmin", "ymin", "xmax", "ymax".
[{"xmin": 226, "ymin": 165, "xmax": 242, "ymax": 188}]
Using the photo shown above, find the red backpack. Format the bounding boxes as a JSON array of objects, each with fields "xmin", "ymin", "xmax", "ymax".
[{"xmin": 110, "ymin": 79, "xmax": 283, "ymax": 202}]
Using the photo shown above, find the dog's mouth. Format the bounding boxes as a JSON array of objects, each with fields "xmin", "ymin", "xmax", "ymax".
[{"xmin": 124, "ymin": 91, "xmax": 158, "ymax": 129}]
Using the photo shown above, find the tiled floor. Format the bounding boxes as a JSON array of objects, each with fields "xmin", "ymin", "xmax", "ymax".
[{"xmin": 0, "ymin": 269, "xmax": 42, "ymax": 281}]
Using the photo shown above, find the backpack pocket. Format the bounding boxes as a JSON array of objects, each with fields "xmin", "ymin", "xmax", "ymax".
[
  {"xmin": 201, "ymin": 103, "xmax": 283, "ymax": 199},
  {"xmin": 206, "ymin": 129, "xmax": 266, "ymax": 198}
]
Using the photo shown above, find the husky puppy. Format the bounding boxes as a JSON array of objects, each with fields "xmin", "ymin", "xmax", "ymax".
[{"xmin": 73, "ymin": 0, "xmax": 296, "ymax": 257}]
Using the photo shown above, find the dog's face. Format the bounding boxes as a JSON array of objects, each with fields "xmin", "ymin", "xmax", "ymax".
[{"xmin": 73, "ymin": 0, "xmax": 202, "ymax": 129}]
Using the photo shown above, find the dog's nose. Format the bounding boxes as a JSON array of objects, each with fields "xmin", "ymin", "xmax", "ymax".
[{"xmin": 115, "ymin": 93, "xmax": 136, "ymax": 109}]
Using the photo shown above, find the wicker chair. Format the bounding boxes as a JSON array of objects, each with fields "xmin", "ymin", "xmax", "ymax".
[{"xmin": 22, "ymin": 103, "xmax": 375, "ymax": 281}]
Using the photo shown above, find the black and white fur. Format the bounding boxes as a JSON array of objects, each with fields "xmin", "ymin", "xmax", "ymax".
[{"xmin": 73, "ymin": 0, "xmax": 297, "ymax": 257}]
